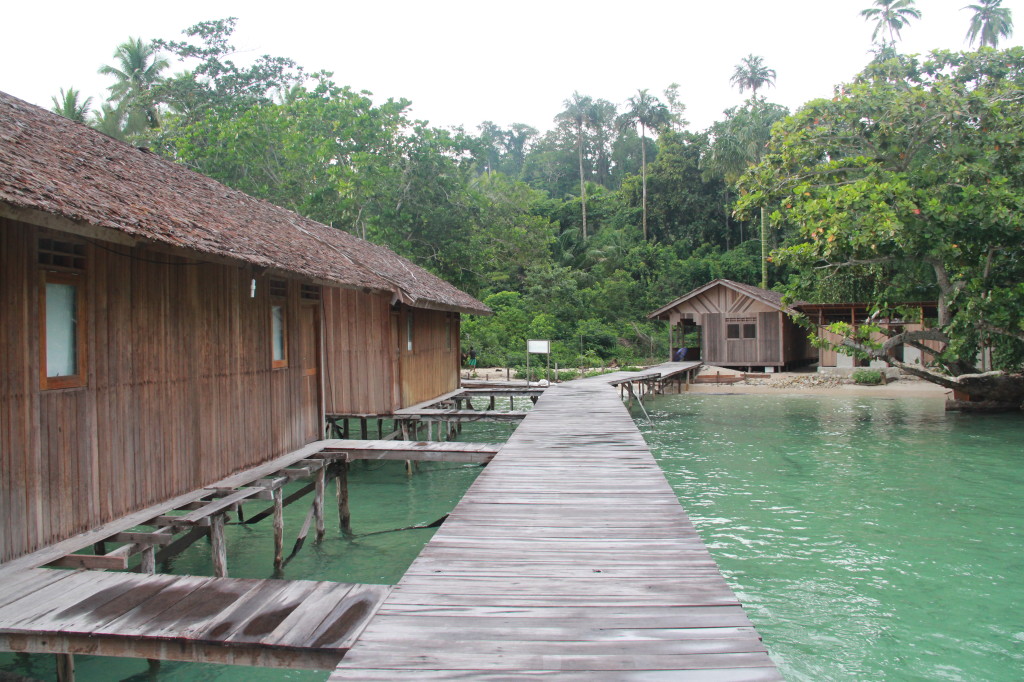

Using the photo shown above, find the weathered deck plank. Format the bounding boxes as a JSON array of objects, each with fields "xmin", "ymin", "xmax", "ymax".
[
  {"xmin": 0, "ymin": 570, "xmax": 390, "ymax": 669},
  {"xmin": 332, "ymin": 364, "xmax": 778, "ymax": 680}
]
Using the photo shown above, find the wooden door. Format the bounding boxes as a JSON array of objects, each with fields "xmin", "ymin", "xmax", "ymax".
[{"xmin": 299, "ymin": 304, "xmax": 321, "ymax": 441}]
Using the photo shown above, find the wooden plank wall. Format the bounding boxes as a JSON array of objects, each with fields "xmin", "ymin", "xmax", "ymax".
[
  {"xmin": 321, "ymin": 288, "xmax": 396, "ymax": 416},
  {"xmin": 398, "ymin": 308, "xmax": 459, "ymax": 409},
  {"xmin": 675, "ymin": 288, "xmax": 798, "ymax": 367},
  {"xmin": 757, "ymin": 311, "xmax": 782, "ymax": 365},
  {"xmin": 0, "ymin": 219, "xmax": 319, "ymax": 562}
]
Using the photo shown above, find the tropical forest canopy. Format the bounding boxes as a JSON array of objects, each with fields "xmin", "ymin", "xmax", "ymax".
[{"xmin": 48, "ymin": 2, "xmax": 1024, "ymax": 403}]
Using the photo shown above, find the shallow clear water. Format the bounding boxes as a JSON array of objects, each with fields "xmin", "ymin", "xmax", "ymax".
[
  {"xmin": 637, "ymin": 393, "xmax": 1024, "ymax": 682},
  {"xmin": 0, "ymin": 407, "xmax": 517, "ymax": 681}
]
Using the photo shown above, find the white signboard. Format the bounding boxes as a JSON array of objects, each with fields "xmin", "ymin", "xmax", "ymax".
[{"xmin": 527, "ymin": 339, "xmax": 550, "ymax": 354}]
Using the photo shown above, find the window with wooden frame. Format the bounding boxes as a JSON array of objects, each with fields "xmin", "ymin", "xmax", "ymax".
[
  {"xmin": 270, "ymin": 280, "xmax": 288, "ymax": 368},
  {"xmin": 406, "ymin": 311, "xmax": 414, "ymax": 352},
  {"xmin": 39, "ymin": 239, "xmax": 87, "ymax": 390},
  {"xmin": 726, "ymin": 317, "xmax": 756, "ymax": 340}
]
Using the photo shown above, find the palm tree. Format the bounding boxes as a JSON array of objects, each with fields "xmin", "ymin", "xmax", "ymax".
[
  {"xmin": 556, "ymin": 92, "xmax": 595, "ymax": 240},
  {"xmin": 729, "ymin": 55, "xmax": 777, "ymax": 99},
  {"xmin": 90, "ymin": 103, "xmax": 127, "ymax": 140},
  {"xmin": 50, "ymin": 88, "xmax": 92, "ymax": 123},
  {"xmin": 704, "ymin": 100, "xmax": 789, "ymax": 288},
  {"xmin": 860, "ymin": 0, "xmax": 922, "ymax": 45},
  {"xmin": 585, "ymin": 99, "xmax": 617, "ymax": 189},
  {"xmin": 617, "ymin": 89, "xmax": 671, "ymax": 240},
  {"xmin": 98, "ymin": 37, "xmax": 169, "ymax": 134},
  {"xmin": 964, "ymin": 0, "xmax": 1014, "ymax": 48}
]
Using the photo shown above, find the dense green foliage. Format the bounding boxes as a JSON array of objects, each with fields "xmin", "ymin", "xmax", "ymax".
[
  {"xmin": 739, "ymin": 48, "xmax": 1024, "ymax": 397},
  {"xmin": 52, "ymin": 12, "xmax": 1022, "ymax": 392},
  {"xmin": 57, "ymin": 18, "xmax": 781, "ymax": 368}
]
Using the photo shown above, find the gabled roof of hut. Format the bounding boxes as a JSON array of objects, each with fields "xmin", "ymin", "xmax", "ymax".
[
  {"xmin": 0, "ymin": 90, "xmax": 489, "ymax": 315},
  {"xmin": 647, "ymin": 278, "xmax": 800, "ymax": 319}
]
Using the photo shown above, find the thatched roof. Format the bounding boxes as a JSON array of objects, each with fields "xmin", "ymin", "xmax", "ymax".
[
  {"xmin": 647, "ymin": 279, "xmax": 800, "ymax": 319},
  {"xmin": 0, "ymin": 91, "xmax": 489, "ymax": 315}
]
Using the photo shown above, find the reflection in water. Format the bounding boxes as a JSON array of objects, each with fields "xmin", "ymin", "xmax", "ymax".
[{"xmin": 639, "ymin": 393, "xmax": 1024, "ymax": 682}]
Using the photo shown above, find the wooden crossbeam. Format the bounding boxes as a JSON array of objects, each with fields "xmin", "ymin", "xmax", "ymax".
[
  {"xmin": 154, "ymin": 488, "xmax": 264, "ymax": 527},
  {"xmin": 111, "ymin": 529, "xmax": 176, "ymax": 546},
  {"xmin": 47, "ymin": 553, "xmax": 127, "ymax": 570},
  {"xmin": 395, "ymin": 409, "xmax": 527, "ymax": 422}
]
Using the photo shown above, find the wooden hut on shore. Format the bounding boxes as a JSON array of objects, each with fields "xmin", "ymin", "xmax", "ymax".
[
  {"xmin": 648, "ymin": 279, "xmax": 816, "ymax": 371},
  {"xmin": 798, "ymin": 301, "xmax": 941, "ymax": 370},
  {"xmin": 0, "ymin": 91, "xmax": 488, "ymax": 564}
]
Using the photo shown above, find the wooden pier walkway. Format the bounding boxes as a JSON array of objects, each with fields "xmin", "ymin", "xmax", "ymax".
[{"xmin": 332, "ymin": 362, "xmax": 780, "ymax": 680}]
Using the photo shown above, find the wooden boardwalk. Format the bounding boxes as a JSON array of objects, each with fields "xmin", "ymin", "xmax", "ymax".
[
  {"xmin": 332, "ymin": 363, "xmax": 780, "ymax": 680},
  {"xmin": 0, "ymin": 568, "xmax": 389, "ymax": 669}
]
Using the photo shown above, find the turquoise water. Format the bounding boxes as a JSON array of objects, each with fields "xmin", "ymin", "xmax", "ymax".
[
  {"xmin": 638, "ymin": 393, "xmax": 1024, "ymax": 681},
  {"xmin": 0, "ymin": 409, "xmax": 516, "ymax": 681}
]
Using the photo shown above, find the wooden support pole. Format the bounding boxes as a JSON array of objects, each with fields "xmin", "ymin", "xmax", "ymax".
[
  {"xmin": 405, "ymin": 459, "xmax": 413, "ymax": 476},
  {"xmin": 141, "ymin": 545, "xmax": 156, "ymax": 574},
  {"xmin": 335, "ymin": 461, "xmax": 351, "ymax": 533},
  {"xmin": 342, "ymin": 418, "xmax": 350, "ymax": 439},
  {"xmin": 93, "ymin": 541, "xmax": 106, "ymax": 556},
  {"xmin": 427, "ymin": 420, "xmax": 433, "ymax": 441},
  {"xmin": 273, "ymin": 488, "xmax": 284, "ymax": 574},
  {"xmin": 360, "ymin": 418, "xmax": 368, "ymax": 440},
  {"xmin": 314, "ymin": 462, "xmax": 326, "ymax": 542},
  {"xmin": 489, "ymin": 395, "xmax": 495, "ymax": 410},
  {"xmin": 56, "ymin": 654, "xmax": 74, "ymax": 682},
  {"xmin": 210, "ymin": 513, "xmax": 228, "ymax": 578},
  {"xmin": 377, "ymin": 418, "xmax": 383, "ymax": 438}
]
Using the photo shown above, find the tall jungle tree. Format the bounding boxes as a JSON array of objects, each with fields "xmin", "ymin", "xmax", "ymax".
[
  {"xmin": 860, "ymin": 0, "xmax": 922, "ymax": 45},
  {"xmin": 50, "ymin": 88, "xmax": 92, "ymax": 123},
  {"xmin": 729, "ymin": 55, "xmax": 777, "ymax": 99},
  {"xmin": 556, "ymin": 92, "xmax": 595, "ymax": 240},
  {"xmin": 705, "ymin": 98, "xmax": 789, "ymax": 287},
  {"xmin": 964, "ymin": 0, "xmax": 1014, "ymax": 48},
  {"xmin": 617, "ymin": 90, "xmax": 671, "ymax": 241},
  {"xmin": 585, "ymin": 99, "xmax": 618, "ymax": 189},
  {"xmin": 98, "ymin": 37, "xmax": 169, "ymax": 135}
]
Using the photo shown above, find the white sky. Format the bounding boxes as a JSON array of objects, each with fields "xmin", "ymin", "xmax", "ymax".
[{"xmin": 4, "ymin": 0, "xmax": 1022, "ymax": 134}]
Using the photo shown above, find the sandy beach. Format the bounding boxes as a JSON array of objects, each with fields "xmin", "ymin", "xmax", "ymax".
[{"xmin": 463, "ymin": 365, "xmax": 951, "ymax": 400}]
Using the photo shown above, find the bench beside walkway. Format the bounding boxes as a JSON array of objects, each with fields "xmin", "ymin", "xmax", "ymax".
[{"xmin": 332, "ymin": 365, "xmax": 779, "ymax": 680}]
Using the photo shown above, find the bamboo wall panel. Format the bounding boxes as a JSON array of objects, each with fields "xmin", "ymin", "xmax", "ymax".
[
  {"xmin": 1, "ymin": 220, "xmax": 321, "ymax": 562},
  {"xmin": 398, "ymin": 308, "xmax": 459, "ymax": 408},
  {"xmin": 321, "ymin": 288, "xmax": 395, "ymax": 415}
]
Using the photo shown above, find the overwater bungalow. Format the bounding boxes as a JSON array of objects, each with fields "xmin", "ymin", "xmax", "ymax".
[{"xmin": 0, "ymin": 90, "xmax": 489, "ymax": 565}]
